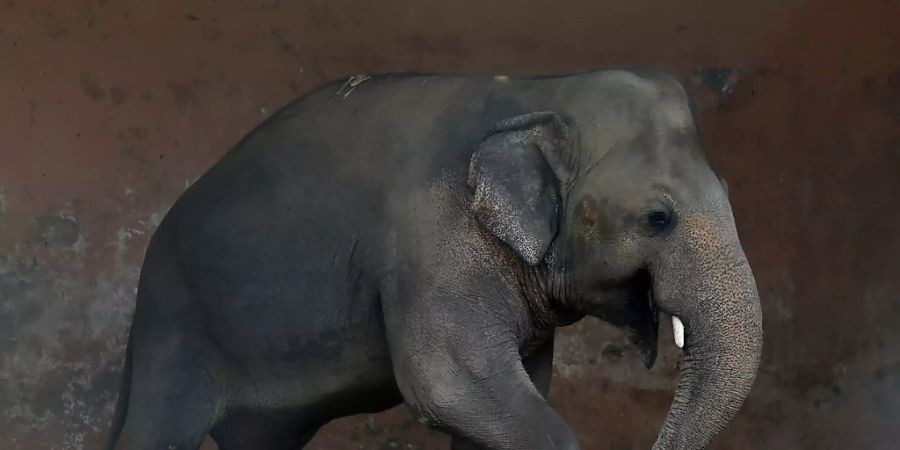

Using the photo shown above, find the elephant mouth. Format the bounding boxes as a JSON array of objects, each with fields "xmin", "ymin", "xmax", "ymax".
[
  {"xmin": 637, "ymin": 272, "xmax": 688, "ymax": 366},
  {"xmin": 644, "ymin": 272, "xmax": 685, "ymax": 351},
  {"xmin": 621, "ymin": 269, "xmax": 661, "ymax": 369},
  {"xmin": 588, "ymin": 270, "xmax": 664, "ymax": 368},
  {"xmin": 647, "ymin": 283, "xmax": 659, "ymax": 329}
]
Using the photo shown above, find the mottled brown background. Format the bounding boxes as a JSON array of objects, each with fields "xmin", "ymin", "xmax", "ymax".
[{"xmin": 1, "ymin": 0, "xmax": 898, "ymax": 449}]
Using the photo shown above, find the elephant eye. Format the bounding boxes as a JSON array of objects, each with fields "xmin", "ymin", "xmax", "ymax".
[{"xmin": 646, "ymin": 209, "xmax": 673, "ymax": 231}]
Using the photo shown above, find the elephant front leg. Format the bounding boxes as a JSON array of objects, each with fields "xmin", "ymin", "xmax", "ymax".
[
  {"xmin": 450, "ymin": 334, "xmax": 556, "ymax": 450},
  {"xmin": 392, "ymin": 330, "xmax": 576, "ymax": 450}
]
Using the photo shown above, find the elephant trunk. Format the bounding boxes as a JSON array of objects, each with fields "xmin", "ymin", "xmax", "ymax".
[{"xmin": 650, "ymin": 210, "xmax": 763, "ymax": 449}]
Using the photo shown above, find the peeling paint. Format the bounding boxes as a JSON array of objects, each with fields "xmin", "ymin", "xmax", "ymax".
[
  {"xmin": 687, "ymin": 67, "xmax": 747, "ymax": 110},
  {"xmin": 0, "ymin": 250, "xmax": 134, "ymax": 449},
  {"xmin": 29, "ymin": 213, "xmax": 83, "ymax": 250}
]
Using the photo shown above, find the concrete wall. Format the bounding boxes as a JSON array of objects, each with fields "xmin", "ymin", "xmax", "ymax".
[{"xmin": 1, "ymin": 0, "xmax": 898, "ymax": 448}]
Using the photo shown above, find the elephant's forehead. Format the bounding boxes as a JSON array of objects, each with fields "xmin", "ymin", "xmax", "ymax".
[
  {"xmin": 651, "ymin": 98, "xmax": 694, "ymax": 132},
  {"xmin": 568, "ymin": 75, "xmax": 696, "ymax": 151}
]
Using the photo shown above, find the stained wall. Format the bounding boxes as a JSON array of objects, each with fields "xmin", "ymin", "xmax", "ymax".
[{"xmin": 1, "ymin": 1, "xmax": 898, "ymax": 448}]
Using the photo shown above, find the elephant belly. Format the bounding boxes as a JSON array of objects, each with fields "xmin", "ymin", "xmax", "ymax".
[
  {"xmin": 224, "ymin": 319, "xmax": 403, "ymax": 421},
  {"xmin": 202, "ymin": 278, "xmax": 402, "ymax": 418}
]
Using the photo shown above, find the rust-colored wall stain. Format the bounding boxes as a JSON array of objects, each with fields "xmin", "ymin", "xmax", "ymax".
[{"xmin": 1, "ymin": 1, "xmax": 898, "ymax": 449}]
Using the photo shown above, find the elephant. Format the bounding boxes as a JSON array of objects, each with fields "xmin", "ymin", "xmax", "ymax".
[{"xmin": 104, "ymin": 68, "xmax": 762, "ymax": 450}]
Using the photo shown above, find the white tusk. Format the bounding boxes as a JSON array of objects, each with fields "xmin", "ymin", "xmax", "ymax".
[{"xmin": 672, "ymin": 316, "xmax": 685, "ymax": 349}]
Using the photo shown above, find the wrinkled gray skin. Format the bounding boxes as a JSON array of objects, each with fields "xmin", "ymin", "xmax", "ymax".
[{"xmin": 105, "ymin": 69, "xmax": 762, "ymax": 450}]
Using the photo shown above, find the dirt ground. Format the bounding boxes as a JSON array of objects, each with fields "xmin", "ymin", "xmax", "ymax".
[{"xmin": 1, "ymin": 0, "xmax": 898, "ymax": 449}]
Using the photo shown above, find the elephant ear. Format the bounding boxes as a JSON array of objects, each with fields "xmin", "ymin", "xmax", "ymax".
[{"xmin": 467, "ymin": 111, "xmax": 575, "ymax": 266}]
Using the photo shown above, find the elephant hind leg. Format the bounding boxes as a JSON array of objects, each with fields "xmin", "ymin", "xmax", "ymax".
[
  {"xmin": 211, "ymin": 412, "xmax": 320, "ymax": 450},
  {"xmin": 117, "ymin": 336, "xmax": 227, "ymax": 450}
]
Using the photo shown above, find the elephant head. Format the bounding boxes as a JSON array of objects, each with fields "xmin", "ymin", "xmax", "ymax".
[{"xmin": 468, "ymin": 70, "xmax": 763, "ymax": 449}]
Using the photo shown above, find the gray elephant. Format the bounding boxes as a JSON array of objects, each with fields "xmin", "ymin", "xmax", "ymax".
[{"xmin": 105, "ymin": 68, "xmax": 762, "ymax": 450}]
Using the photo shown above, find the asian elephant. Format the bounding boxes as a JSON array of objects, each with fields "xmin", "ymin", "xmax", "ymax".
[{"xmin": 105, "ymin": 68, "xmax": 762, "ymax": 450}]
